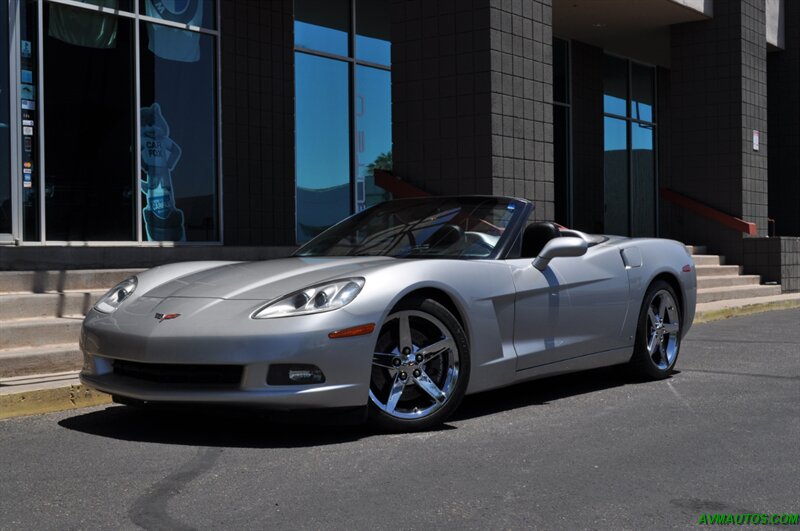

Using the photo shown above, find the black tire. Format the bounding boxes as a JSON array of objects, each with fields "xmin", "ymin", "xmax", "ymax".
[
  {"xmin": 629, "ymin": 280, "xmax": 682, "ymax": 380},
  {"xmin": 368, "ymin": 298, "xmax": 470, "ymax": 432}
]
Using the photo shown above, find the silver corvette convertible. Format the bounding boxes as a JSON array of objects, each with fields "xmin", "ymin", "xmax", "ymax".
[{"xmin": 80, "ymin": 196, "xmax": 696, "ymax": 431}]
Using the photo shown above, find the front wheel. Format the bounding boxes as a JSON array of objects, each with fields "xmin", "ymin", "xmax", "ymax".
[
  {"xmin": 629, "ymin": 280, "xmax": 682, "ymax": 380},
  {"xmin": 368, "ymin": 298, "xmax": 470, "ymax": 432}
]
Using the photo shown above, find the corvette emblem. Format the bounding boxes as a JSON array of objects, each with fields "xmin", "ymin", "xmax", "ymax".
[{"xmin": 155, "ymin": 313, "xmax": 181, "ymax": 322}]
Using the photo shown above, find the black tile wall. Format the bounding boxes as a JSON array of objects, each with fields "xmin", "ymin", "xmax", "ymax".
[
  {"xmin": 391, "ymin": 0, "xmax": 554, "ymax": 221},
  {"xmin": 743, "ymin": 237, "xmax": 800, "ymax": 293},
  {"xmin": 220, "ymin": 0, "xmax": 295, "ymax": 246},
  {"xmin": 667, "ymin": 0, "xmax": 768, "ymax": 263}
]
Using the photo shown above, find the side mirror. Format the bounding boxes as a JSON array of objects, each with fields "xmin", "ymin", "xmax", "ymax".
[{"xmin": 532, "ymin": 237, "xmax": 588, "ymax": 271}]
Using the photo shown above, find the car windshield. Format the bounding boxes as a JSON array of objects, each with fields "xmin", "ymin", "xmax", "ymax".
[{"xmin": 295, "ymin": 197, "xmax": 525, "ymax": 259}]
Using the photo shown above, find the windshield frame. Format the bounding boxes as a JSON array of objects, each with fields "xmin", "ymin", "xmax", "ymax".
[{"xmin": 293, "ymin": 196, "xmax": 533, "ymax": 260}]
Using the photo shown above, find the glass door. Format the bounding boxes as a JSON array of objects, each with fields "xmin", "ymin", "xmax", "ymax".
[{"xmin": 602, "ymin": 55, "xmax": 657, "ymax": 237}]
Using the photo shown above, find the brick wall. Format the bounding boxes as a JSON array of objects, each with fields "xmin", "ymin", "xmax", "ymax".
[
  {"xmin": 667, "ymin": 0, "xmax": 768, "ymax": 263},
  {"xmin": 391, "ymin": 0, "xmax": 554, "ymax": 221},
  {"xmin": 220, "ymin": 0, "xmax": 295, "ymax": 246}
]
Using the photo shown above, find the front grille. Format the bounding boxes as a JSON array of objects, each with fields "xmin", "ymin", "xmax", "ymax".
[{"xmin": 112, "ymin": 360, "xmax": 243, "ymax": 387}]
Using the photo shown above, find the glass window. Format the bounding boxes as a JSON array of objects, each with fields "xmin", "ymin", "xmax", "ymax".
[
  {"xmin": 602, "ymin": 56, "xmax": 657, "ymax": 237},
  {"xmin": 356, "ymin": 0, "xmax": 390, "ymax": 66},
  {"xmin": 139, "ymin": 22, "xmax": 218, "ymax": 242},
  {"xmin": 140, "ymin": 0, "xmax": 215, "ymax": 30},
  {"xmin": 67, "ymin": 0, "xmax": 134, "ymax": 13},
  {"xmin": 355, "ymin": 65, "xmax": 392, "ymax": 211},
  {"xmin": 295, "ymin": 53, "xmax": 351, "ymax": 242},
  {"xmin": 553, "ymin": 105, "xmax": 570, "ymax": 226},
  {"xmin": 603, "ymin": 117, "xmax": 628, "ymax": 236},
  {"xmin": 603, "ymin": 55, "xmax": 627, "ymax": 117},
  {"xmin": 295, "ymin": 0, "xmax": 349, "ymax": 57},
  {"xmin": 43, "ymin": 4, "xmax": 136, "ymax": 241},
  {"xmin": 294, "ymin": 0, "xmax": 392, "ymax": 244},
  {"xmin": 553, "ymin": 38, "xmax": 569, "ymax": 105},
  {"xmin": 631, "ymin": 122, "xmax": 655, "ymax": 237},
  {"xmin": 21, "ymin": 0, "xmax": 39, "ymax": 241},
  {"xmin": 0, "ymin": 0, "xmax": 10, "ymax": 234},
  {"xmin": 631, "ymin": 63, "xmax": 655, "ymax": 123}
]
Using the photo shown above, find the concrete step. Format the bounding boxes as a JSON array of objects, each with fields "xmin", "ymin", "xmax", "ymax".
[
  {"xmin": 696, "ymin": 284, "xmax": 783, "ymax": 304},
  {"xmin": 0, "ymin": 343, "xmax": 81, "ymax": 378},
  {"xmin": 0, "ymin": 269, "xmax": 141, "ymax": 294},
  {"xmin": 696, "ymin": 275, "xmax": 762, "ymax": 289},
  {"xmin": 695, "ymin": 264, "xmax": 743, "ymax": 277},
  {"xmin": 691, "ymin": 254, "xmax": 724, "ymax": 266},
  {"xmin": 685, "ymin": 245, "xmax": 707, "ymax": 255},
  {"xmin": 0, "ymin": 317, "xmax": 83, "ymax": 350},
  {"xmin": 695, "ymin": 292, "xmax": 800, "ymax": 318},
  {"xmin": 0, "ymin": 291, "xmax": 104, "ymax": 320}
]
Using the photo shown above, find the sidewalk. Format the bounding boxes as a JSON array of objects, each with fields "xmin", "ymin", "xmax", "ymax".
[{"xmin": 2, "ymin": 296, "xmax": 799, "ymax": 422}]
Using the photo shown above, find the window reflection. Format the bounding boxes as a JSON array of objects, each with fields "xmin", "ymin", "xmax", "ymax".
[
  {"xmin": 139, "ymin": 22, "xmax": 218, "ymax": 241},
  {"xmin": 44, "ymin": 5, "xmax": 136, "ymax": 241},
  {"xmin": 631, "ymin": 63, "xmax": 655, "ymax": 123},
  {"xmin": 294, "ymin": 0, "xmax": 392, "ymax": 243},
  {"xmin": 21, "ymin": 0, "xmax": 39, "ymax": 241},
  {"xmin": 295, "ymin": 0, "xmax": 349, "ymax": 57},
  {"xmin": 603, "ymin": 117, "xmax": 628, "ymax": 236},
  {"xmin": 602, "ymin": 55, "xmax": 657, "ymax": 237},
  {"xmin": 631, "ymin": 122, "xmax": 654, "ymax": 237},
  {"xmin": 66, "ymin": 0, "xmax": 134, "ymax": 13},
  {"xmin": 553, "ymin": 38, "xmax": 569, "ymax": 105},
  {"xmin": 356, "ymin": 0, "xmax": 390, "ymax": 65},
  {"xmin": 295, "ymin": 53, "xmax": 351, "ymax": 242},
  {"xmin": 140, "ymin": 0, "xmax": 215, "ymax": 31},
  {"xmin": 553, "ymin": 105, "xmax": 570, "ymax": 226},
  {"xmin": 0, "ymin": 0, "xmax": 10, "ymax": 234},
  {"xmin": 356, "ymin": 66, "xmax": 392, "ymax": 210},
  {"xmin": 603, "ymin": 55, "xmax": 627, "ymax": 117}
]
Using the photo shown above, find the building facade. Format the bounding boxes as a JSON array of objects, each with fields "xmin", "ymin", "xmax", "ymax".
[{"xmin": 0, "ymin": 0, "xmax": 798, "ymax": 289}]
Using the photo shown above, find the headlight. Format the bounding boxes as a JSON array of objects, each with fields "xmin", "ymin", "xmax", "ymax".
[
  {"xmin": 94, "ymin": 276, "xmax": 138, "ymax": 314},
  {"xmin": 252, "ymin": 278, "xmax": 365, "ymax": 319}
]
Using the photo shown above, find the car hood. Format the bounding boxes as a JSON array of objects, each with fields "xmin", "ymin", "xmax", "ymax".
[{"xmin": 143, "ymin": 256, "xmax": 396, "ymax": 301}]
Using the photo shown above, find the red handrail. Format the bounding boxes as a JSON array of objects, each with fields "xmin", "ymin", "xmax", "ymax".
[
  {"xmin": 661, "ymin": 188, "xmax": 757, "ymax": 236},
  {"xmin": 374, "ymin": 169, "xmax": 430, "ymax": 198}
]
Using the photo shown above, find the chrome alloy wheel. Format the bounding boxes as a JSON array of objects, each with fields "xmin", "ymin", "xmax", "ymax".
[
  {"xmin": 369, "ymin": 310, "xmax": 460, "ymax": 420},
  {"xmin": 646, "ymin": 289, "xmax": 681, "ymax": 370}
]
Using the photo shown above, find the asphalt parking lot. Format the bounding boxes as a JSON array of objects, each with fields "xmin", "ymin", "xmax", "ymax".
[{"xmin": 1, "ymin": 309, "xmax": 798, "ymax": 530}]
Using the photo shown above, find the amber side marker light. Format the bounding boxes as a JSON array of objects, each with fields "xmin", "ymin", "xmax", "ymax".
[{"xmin": 328, "ymin": 323, "xmax": 376, "ymax": 339}]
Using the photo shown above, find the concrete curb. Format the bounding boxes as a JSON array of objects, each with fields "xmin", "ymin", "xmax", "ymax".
[
  {"xmin": 694, "ymin": 298, "xmax": 800, "ymax": 324},
  {"xmin": 0, "ymin": 380, "xmax": 111, "ymax": 420}
]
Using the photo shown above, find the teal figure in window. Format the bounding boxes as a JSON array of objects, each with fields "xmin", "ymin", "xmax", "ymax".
[{"xmin": 140, "ymin": 103, "xmax": 186, "ymax": 241}]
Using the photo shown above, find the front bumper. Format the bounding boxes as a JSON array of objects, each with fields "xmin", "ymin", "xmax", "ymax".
[{"xmin": 80, "ymin": 296, "xmax": 379, "ymax": 410}]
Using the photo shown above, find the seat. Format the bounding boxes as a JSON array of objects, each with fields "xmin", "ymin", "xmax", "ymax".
[
  {"xmin": 520, "ymin": 222, "xmax": 560, "ymax": 258},
  {"xmin": 426, "ymin": 224, "xmax": 464, "ymax": 249}
]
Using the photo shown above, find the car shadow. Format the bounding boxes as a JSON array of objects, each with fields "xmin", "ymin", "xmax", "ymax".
[
  {"xmin": 58, "ymin": 405, "xmax": 376, "ymax": 449},
  {"xmin": 451, "ymin": 365, "xmax": 671, "ymax": 422},
  {"xmin": 58, "ymin": 366, "xmax": 667, "ymax": 448}
]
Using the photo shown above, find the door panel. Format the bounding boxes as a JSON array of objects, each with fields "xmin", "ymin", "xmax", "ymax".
[
  {"xmin": 510, "ymin": 246, "xmax": 630, "ymax": 371},
  {"xmin": 509, "ymin": 258, "xmax": 572, "ymax": 370}
]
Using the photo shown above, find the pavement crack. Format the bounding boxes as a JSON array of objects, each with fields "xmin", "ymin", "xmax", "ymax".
[{"xmin": 129, "ymin": 447, "xmax": 223, "ymax": 531}]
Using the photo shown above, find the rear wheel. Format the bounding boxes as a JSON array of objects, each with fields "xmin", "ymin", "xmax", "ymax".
[
  {"xmin": 368, "ymin": 298, "xmax": 469, "ymax": 432},
  {"xmin": 630, "ymin": 280, "xmax": 682, "ymax": 379}
]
